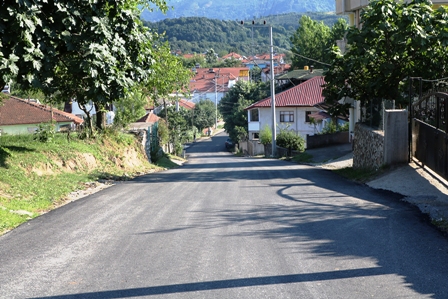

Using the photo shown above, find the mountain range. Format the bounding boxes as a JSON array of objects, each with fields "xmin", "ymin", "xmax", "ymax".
[{"xmin": 142, "ymin": 0, "xmax": 335, "ymax": 22}]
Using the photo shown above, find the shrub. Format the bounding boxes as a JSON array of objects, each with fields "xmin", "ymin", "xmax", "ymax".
[
  {"xmin": 34, "ymin": 122, "xmax": 55, "ymax": 143},
  {"xmin": 260, "ymin": 124, "xmax": 272, "ymax": 145},
  {"xmin": 276, "ymin": 129, "xmax": 305, "ymax": 156}
]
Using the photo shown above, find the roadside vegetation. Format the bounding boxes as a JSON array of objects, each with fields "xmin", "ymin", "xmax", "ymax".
[{"xmin": 0, "ymin": 131, "xmax": 170, "ymax": 235}]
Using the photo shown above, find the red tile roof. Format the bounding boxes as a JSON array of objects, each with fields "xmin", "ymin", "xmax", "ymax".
[
  {"xmin": 222, "ymin": 52, "xmax": 243, "ymax": 60},
  {"xmin": 135, "ymin": 111, "xmax": 160, "ymax": 124},
  {"xmin": 190, "ymin": 67, "xmax": 249, "ymax": 93},
  {"xmin": 245, "ymin": 76, "xmax": 325, "ymax": 109},
  {"xmin": 0, "ymin": 96, "xmax": 84, "ymax": 125},
  {"xmin": 178, "ymin": 99, "xmax": 195, "ymax": 110}
]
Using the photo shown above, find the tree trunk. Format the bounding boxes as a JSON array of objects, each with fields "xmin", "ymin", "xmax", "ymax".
[
  {"xmin": 79, "ymin": 103, "xmax": 94, "ymax": 137},
  {"xmin": 94, "ymin": 102, "xmax": 106, "ymax": 131}
]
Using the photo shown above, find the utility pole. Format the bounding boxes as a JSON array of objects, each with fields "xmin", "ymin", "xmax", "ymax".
[
  {"xmin": 241, "ymin": 20, "xmax": 276, "ymax": 156},
  {"xmin": 269, "ymin": 25, "xmax": 276, "ymax": 157}
]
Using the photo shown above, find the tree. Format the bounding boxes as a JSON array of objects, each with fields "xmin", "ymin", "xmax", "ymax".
[
  {"xmin": 290, "ymin": 16, "xmax": 330, "ymax": 69},
  {"xmin": 193, "ymin": 99, "xmax": 215, "ymax": 131},
  {"xmin": 290, "ymin": 16, "xmax": 348, "ymax": 70},
  {"xmin": 205, "ymin": 48, "xmax": 218, "ymax": 65},
  {"xmin": 0, "ymin": 0, "xmax": 169, "ymax": 133},
  {"xmin": 218, "ymin": 80, "xmax": 267, "ymax": 142},
  {"xmin": 144, "ymin": 41, "xmax": 192, "ymax": 140},
  {"xmin": 323, "ymin": 0, "xmax": 448, "ymax": 109},
  {"xmin": 113, "ymin": 87, "xmax": 148, "ymax": 129}
]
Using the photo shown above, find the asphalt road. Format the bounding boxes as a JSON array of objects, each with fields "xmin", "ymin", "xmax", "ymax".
[{"xmin": 1, "ymin": 132, "xmax": 448, "ymax": 299}]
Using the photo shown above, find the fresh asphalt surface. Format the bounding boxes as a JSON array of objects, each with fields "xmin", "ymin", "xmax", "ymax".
[{"xmin": 1, "ymin": 133, "xmax": 448, "ymax": 298}]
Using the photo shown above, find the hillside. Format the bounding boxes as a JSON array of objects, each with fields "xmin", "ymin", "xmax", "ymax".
[
  {"xmin": 0, "ymin": 133, "xmax": 177, "ymax": 234},
  {"xmin": 142, "ymin": 0, "xmax": 335, "ymax": 22},
  {"xmin": 144, "ymin": 13, "xmax": 346, "ymax": 56}
]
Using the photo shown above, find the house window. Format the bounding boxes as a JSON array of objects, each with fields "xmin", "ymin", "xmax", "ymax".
[
  {"xmin": 253, "ymin": 133, "xmax": 259, "ymax": 139},
  {"xmin": 250, "ymin": 109, "xmax": 259, "ymax": 122},
  {"xmin": 280, "ymin": 111, "xmax": 294, "ymax": 122},
  {"xmin": 305, "ymin": 111, "xmax": 313, "ymax": 123}
]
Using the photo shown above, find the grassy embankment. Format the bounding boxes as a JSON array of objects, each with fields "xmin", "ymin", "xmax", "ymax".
[{"xmin": 0, "ymin": 131, "xmax": 177, "ymax": 235}]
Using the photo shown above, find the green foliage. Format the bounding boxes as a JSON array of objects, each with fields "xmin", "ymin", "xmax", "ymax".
[
  {"xmin": 180, "ymin": 54, "xmax": 206, "ymax": 68},
  {"xmin": 113, "ymin": 88, "xmax": 148, "ymax": 129},
  {"xmin": 193, "ymin": 99, "xmax": 216, "ymax": 131},
  {"xmin": 0, "ymin": 1, "xmax": 169, "ymax": 133},
  {"xmin": 290, "ymin": 15, "xmax": 348, "ymax": 69},
  {"xmin": 259, "ymin": 124, "xmax": 272, "ymax": 145},
  {"xmin": 205, "ymin": 49, "xmax": 218, "ymax": 65},
  {"xmin": 157, "ymin": 120, "xmax": 170, "ymax": 147},
  {"xmin": 276, "ymin": 129, "xmax": 305, "ymax": 154},
  {"xmin": 218, "ymin": 80, "xmax": 267, "ymax": 142},
  {"xmin": 34, "ymin": 123, "xmax": 56, "ymax": 143},
  {"xmin": 323, "ymin": 0, "xmax": 448, "ymax": 109}
]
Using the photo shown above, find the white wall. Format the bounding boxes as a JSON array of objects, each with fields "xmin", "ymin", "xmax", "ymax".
[{"xmin": 248, "ymin": 106, "xmax": 319, "ymax": 140}]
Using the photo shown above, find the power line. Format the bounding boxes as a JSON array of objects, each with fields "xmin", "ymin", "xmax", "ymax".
[{"xmin": 281, "ymin": 48, "xmax": 331, "ymax": 67}]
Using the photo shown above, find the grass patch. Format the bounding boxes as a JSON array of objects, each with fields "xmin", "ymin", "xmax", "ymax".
[
  {"xmin": 0, "ymin": 131, "xmax": 161, "ymax": 235},
  {"xmin": 155, "ymin": 155, "xmax": 183, "ymax": 169},
  {"xmin": 333, "ymin": 166, "xmax": 385, "ymax": 183},
  {"xmin": 291, "ymin": 152, "xmax": 313, "ymax": 163}
]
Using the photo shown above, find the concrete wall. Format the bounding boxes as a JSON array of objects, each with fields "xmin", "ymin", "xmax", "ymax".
[
  {"xmin": 383, "ymin": 110, "xmax": 408, "ymax": 165},
  {"xmin": 353, "ymin": 124, "xmax": 384, "ymax": 170},
  {"xmin": 306, "ymin": 131, "xmax": 350, "ymax": 149},
  {"xmin": 353, "ymin": 110, "xmax": 408, "ymax": 169},
  {"xmin": 239, "ymin": 140, "xmax": 265, "ymax": 156}
]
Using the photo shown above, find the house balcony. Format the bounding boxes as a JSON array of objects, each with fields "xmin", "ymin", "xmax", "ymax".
[{"xmin": 248, "ymin": 122, "xmax": 260, "ymax": 132}]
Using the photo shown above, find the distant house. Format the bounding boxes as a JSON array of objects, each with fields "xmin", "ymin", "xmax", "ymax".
[
  {"xmin": 245, "ymin": 76, "xmax": 326, "ymax": 141},
  {"xmin": 129, "ymin": 111, "xmax": 160, "ymax": 130},
  {"xmin": 242, "ymin": 53, "xmax": 285, "ymax": 70},
  {"xmin": 261, "ymin": 64, "xmax": 291, "ymax": 84},
  {"xmin": 0, "ymin": 96, "xmax": 83, "ymax": 135},
  {"xmin": 153, "ymin": 98, "xmax": 196, "ymax": 115},
  {"xmin": 222, "ymin": 52, "xmax": 244, "ymax": 61},
  {"xmin": 189, "ymin": 67, "xmax": 250, "ymax": 103}
]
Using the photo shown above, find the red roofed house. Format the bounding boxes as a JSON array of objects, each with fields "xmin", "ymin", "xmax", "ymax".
[
  {"xmin": 245, "ymin": 76, "xmax": 326, "ymax": 142},
  {"xmin": 129, "ymin": 111, "xmax": 160, "ymax": 130},
  {"xmin": 190, "ymin": 67, "xmax": 249, "ymax": 103},
  {"xmin": 0, "ymin": 96, "xmax": 83, "ymax": 135},
  {"xmin": 221, "ymin": 52, "xmax": 244, "ymax": 61}
]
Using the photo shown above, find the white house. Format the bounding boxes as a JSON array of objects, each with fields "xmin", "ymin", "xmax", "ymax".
[
  {"xmin": 245, "ymin": 76, "xmax": 326, "ymax": 141},
  {"xmin": 0, "ymin": 96, "xmax": 83, "ymax": 135}
]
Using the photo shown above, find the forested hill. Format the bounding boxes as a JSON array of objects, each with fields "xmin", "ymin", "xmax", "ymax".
[
  {"xmin": 142, "ymin": 0, "xmax": 335, "ymax": 22},
  {"xmin": 143, "ymin": 13, "xmax": 344, "ymax": 56}
]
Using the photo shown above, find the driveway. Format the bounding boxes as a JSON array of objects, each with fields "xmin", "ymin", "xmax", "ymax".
[{"xmin": 1, "ymin": 132, "xmax": 448, "ymax": 298}]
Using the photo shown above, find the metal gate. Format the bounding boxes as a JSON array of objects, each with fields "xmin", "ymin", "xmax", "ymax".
[{"xmin": 412, "ymin": 92, "xmax": 448, "ymax": 180}]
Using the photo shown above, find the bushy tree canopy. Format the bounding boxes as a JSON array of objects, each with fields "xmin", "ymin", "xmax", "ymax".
[
  {"xmin": 323, "ymin": 0, "xmax": 448, "ymax": 107},
  {"xmin": 193, "ymin": 99, "xmax": 216, "ymax": 131},
  {"xmin": 290, "ymin": 16, "xmax": 347, "ymax": 69},
  {"xmin": 218, "ymin": 80, "xmax": 267, "ymax": 142}
]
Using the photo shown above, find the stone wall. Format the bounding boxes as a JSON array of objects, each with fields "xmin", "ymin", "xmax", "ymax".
[
  {"xmin": 306, "ymin": 131, "xmax": 350, "ymax": 149},
  {"xmin": 353, "ymin": 123, "xmax": 384, "ymax": 169}
]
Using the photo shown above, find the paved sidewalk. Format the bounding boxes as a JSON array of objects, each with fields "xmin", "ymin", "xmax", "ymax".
[{"xmin": 307, "ymin": 144, "xmax": 448, "ymax": 224}]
